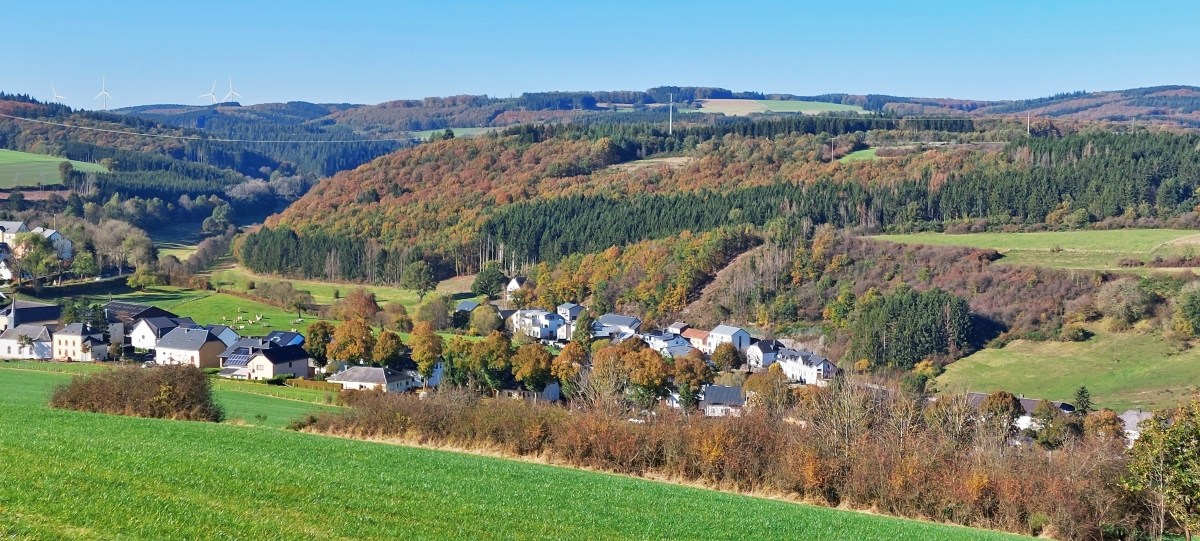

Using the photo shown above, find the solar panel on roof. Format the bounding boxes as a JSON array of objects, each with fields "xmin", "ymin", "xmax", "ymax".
[{"xmin": 224, "ymin": 353, "xmax": 252, "ymax": 366}]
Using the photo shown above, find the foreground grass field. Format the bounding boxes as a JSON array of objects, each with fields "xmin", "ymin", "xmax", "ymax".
[
  {"xmin": 875, "ymin": 229, "xmax": 1200, "ymax": 271},
  {"xmin": 939, "ymin": 324, "xmax": 1200, "ymax": 412},
  {"xmin": 0, "ymin": 149, "xmax": 107, "ymax": 189},
  {"xmin": 0, "ymin": 368, "xmax": 1023, "ymax": 540}
]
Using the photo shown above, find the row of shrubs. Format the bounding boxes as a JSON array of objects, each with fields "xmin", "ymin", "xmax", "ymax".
[
  {"xmin": 49, "ymin": 365, "xmax": 223, "ymax": 422},
  {"xmin": 290, "ymin": 385, "xmax": 1145, "ymax": 540}
]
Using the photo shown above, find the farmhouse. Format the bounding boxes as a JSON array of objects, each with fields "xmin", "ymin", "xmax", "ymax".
[
  {"xmin": 747, "ymin": 339, "xmax": 783, "ymax": 369},
  {"xmin": 511, "ymin": 309, "xmax": 565, "ymax": 340},
  {"xmin": 154, "ymin": 327, "xmax": 225, "ymax": 368},
  {"xmin": 0, "ymin": 324, "xmax": 52, "ymax": 359},
  {"xmin": 30, "ymin": 227, "xmax": 73, "ymax": 260},
  {"xmin": 775, "ymin": 348, "xmax": 835, "ymax": 385},
  {"xmin": 592, "ymin": 313, "xmax": 641, "ymax": 342},
  {"xmin": 102, "ymin": 301, "xmax": 178, "ymax": 345},
  {"xmin": 0, "ymin": 221, "xmax": 28, "ymax": 244},
  {"xmin": 327, "ymin": 366, "xmax": 415, "ymax": 392},
  {"xmin": 52, "ymin": 323, "xmax": 108, "ymax": 362},
  {"xmin": 700, "ymin": 385, "xmax": 745, "ymax": 417},
  {"xmin": 130, "ymin": 316, "xmax": 195, "ymax": 350},
  {"xmin": 505, "ymin": 277, "xmax": 527, "ymax": 301},
  {"xmin": 0, "ymin": 299, "xmax": 61, "ymax": 331},
  {"xmin": 703, "ymin": 325, "xmax": 750, "ymax": 354}
]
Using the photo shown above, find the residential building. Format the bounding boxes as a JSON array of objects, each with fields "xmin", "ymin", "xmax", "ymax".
[
  {"xmin": 0, "ymin": 299, "xmax": 61, "ymax": 331},
  {"xmin": 554, "ymin": 302, "xmax": 584, "ymax": 341},
  {"xmin": 102, "ymin": 301, "xmax": 177, "ymax": 345},
  {"xmin": 512, "ymin": 309, "xmax": 565, "ymax": 340},
  {"xmin": 0, "ymin": 324, "xmax": 52, "ymax": 359},
  {"xmin": 680, "ymin": 328, "xmax": 709, "ymax": 350},
  {"xmin": 775, "ymin": 348, "xmax": 836, "ymax": 385},
  {"xmin": 220, "ymin": 345, "xmax": 312, "ymax": 381},
  {"xmin": 703, "ymin": 325, "xmax": 750, "ymax": 355},
  {"xmin": 327, "ymin": 366, "xmax": 415, "ymax": 392},
  {"xmin": 639, "ymin": 330, "xmax": 691, "ymax": 356},
  {"xmin": 30, "ymin": 227, "xmax": 73, "ymax": 260},
  {"xmin": 964, "ymin": 392, "xmax": 1076, "ymax": 431},
  {"xmin": 130, "ymin": 316, "xmax": 195, "ymax": 350},
  {"xmin": 497, "ymin": 382, "xmax": 561, "ymax": 402},
  {"xmin": 747, "ymin": 339, "xmax": 784, "ymax": 369},
  {"xmin": 455, "ymin": 300, "xmax": 480, "ymax": 313},
  {"xmin": 1120, "ymin": 409, "xmax": 1154, "ymax": 442},
  {"xmin": 0, "ymin": 221, "xmax": 28, "ymax": 245},
  {"xmin": 665, "ymin": 322, "xmax": 690, "ymax": 335},
  {"xmin": 263, "ymin": 330, "xmax": 305, "ymax": 347},
  {"xmin": 505, "ymin": 277, "xmax": 527, "ymax": 301},
  {"xmin": 592, "ymin": 313, "xmax": 641, "ymax": 343},
  {"xmin": 52, "ymin": 323, "xmax": 108, "ymax": 362},
  {"xmin": 700, "ymin": 385, "xmax": 745, "ymax": 417},
  {"xmin": 154, "ymin": 327, "xmax": 225, "ymax": 368},
  {"xmin": 202, "ymin": 324, "xmax": 240, "ymax": 347}
]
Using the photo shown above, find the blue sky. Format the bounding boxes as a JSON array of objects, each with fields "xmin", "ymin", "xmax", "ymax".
[{"xmin": 2, "ymin": 0, "xmax": 1197, "ymax": 109}]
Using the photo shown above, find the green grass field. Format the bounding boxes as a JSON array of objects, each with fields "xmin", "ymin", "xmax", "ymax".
[
  {"xmin": 212, "ymin": 265, "xmax": 481, "ymax": 314},
  {"xmin": 0, "ymin": 149, "xmax": 107, "ymax": 189},
  {"xmin": 874, "ymin": 229, "xmax": 1200, "ymax": 271},
  {"xmin": 0, "ymin": 367, "xmax": 1022, "ymax": 540},
  {"xmin": 939, "ymin": 324, "xmax": 1200, "ymax": 412},
  {"xmin": 839, "ymin": 148, "xmax": 878, "ymax": 162},
  {"xmin": 410, "ymin": 127, "xmax": 494, "ymax": 140},
  {"xmin": 148, "ymin": 221, "xmax": 205, "ymax": 260},
  {"xmin": 758, "ymin": 100, "xmax": 865, "ymax": 114}
]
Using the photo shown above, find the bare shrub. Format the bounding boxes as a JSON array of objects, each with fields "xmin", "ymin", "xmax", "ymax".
[{"xmin": 49, "ymin": 365, "xmax": 224, "ymax": 422}]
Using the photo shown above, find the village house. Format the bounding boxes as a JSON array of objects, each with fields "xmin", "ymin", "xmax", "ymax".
[
  {"xmin": 964, "ymin": 392, "xmax": 1076, "ymax": 431},
  {"xmin": 497, "ymin": 382, "xmax": 561, "ymax": 402},
  {"xmin": 504, "ymin": 277, "xmax": 527, "ymax": 301},
  {"xmin": 0, "ymin": 324, "xmax": 52, "ymax": 359},
  {"xmin": 746, "ymin": 339, "xmax": 784, "ymax": 369},
  {"xmin": 592, "ymin": 313, "xmax": 641, "ymax": 342},
  {"xmin": 130, "ymin": 316, "xmax": 195, "ymax": 350},
  {"xmin": 1120, "ymin": 409, "xmax": 1154, "ymax": 442},
  {"xmin": 202, "ymin": 324, "xmax": 241, "ymax": 347},
  {"xmin": 263, "ymin": 330, "xmax": 305, "ymax": 346},
  {"xmin": 102, "ymin": 301, "xmax": 178, "ymax": 346},
  {"xmin": 0, "ymin": 299, "xmax": 61, "ymax": 331},
  {"xmin": 0, "ymin": 243, "xmax": 16, "ymax": 281},
  {"xmin": 238, "ymin": 346, "xmax": 313, "ymax": 381},
  {"xmin": 639, "ymin": 330, "xmax": 693, "ymax": 358},
  {"xmin": 702, "ymin": 325, "xmax": 751, "ymax": 355},
  {"xmin": 666, "ymin": 321, "xmax": 690, "ymax": 334},
  {"xmin": 30, "ymin": 227, "xmax": 73, "ymax": 260},
  {"xmin": 455, "ymin": 299, "xmax": 480, "ymax": 313},
  {"xmin": 154, "ymin": 327, "xmax": 225, "ymax": 368},
  {"xmin": 681, "ymin": 328, "xmax": 709, "ymax": 350},
  {"xmin": 775, "ymin": 348, "xmax": 836, "ymax": 385},
  {"xmin": 700, "ymin": 385, "xmax": 745, "ymax": 417},
  {"xmin": 327, "ymin": 366, "xmax": 415, "ymax": 392},
  {"xmin": 0, "ymin": 221, "xmax": 28, "ymax": 245},
  {"xmin": 52, "ymin": 323, "xmax": 108, "ymax": 362},
  {"xmin": 511, "ymin": 309, "xmax": 565, "ymax": 341},
  {"xmin": 554, "ymin": 302, "xmax": 584, "ymax": 341}
]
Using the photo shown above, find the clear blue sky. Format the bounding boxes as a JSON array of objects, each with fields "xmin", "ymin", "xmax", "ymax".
[{"xmin": 2, "ymin": 0, "xmax": 1197, "ymax": 109}]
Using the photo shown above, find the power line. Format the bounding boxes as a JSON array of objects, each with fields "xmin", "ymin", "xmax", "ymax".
[{"xmin": 0, "ymin": 113, "xmax": 404, "ymax": 144}]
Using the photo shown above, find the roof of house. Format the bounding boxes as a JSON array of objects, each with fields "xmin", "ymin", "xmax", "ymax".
[
  {"xmin": 156, "ymin": 327, "xmax": 221, "ymax": 351},
  {"xmin": 666, "ymin": 322, "xmax": 690, "ymax": 333},
  {"xmin": 965, "ymin": 392, "xmax": 1075, "ymax": 415},
  {"xmin": 103, "ymin": 301, "xmax": 177, "ymax": 324},
  {"xmin": 264, "ymin": 330, "xmax": 304, "ymax": 346},
  {"xmin": 138, "ymin": 316, "xmax": 195, "ymax": 334},
  {"xmin": 777, "ymin": 348, "xmax": 830, "ymax": 367},
  {"xmin": 680, "ymin": 328, "xmax": 709, "ymax": 340},
  {"xmin": 251, "ymin": 345, "xmax": 312, "ymax": 366},
  {"xmin": 0, "ymin": 221, "xmax": 26, "ymax": 233},
  {"xmin": 1120, "ymin": 410, "xmax": 1154, "ymax": 433},
  {"xmin": 204, "ymin": 324, "xmax": 235, "ymax": 335},
  {"xmin": 327, "ymin": 366, "xmax": 411, "ymax": 385},
  {"xmin": 557, "ymin": 302, "xmax": 581, "ymax": 312},
  {"xmin": 750, "ymin": 339, "xmax": 783, "ymax": 354},
  {"xmin": 498, "ymin": 309, "xmax": 517, "ymax": 321},
  {"xmin": 1, "ymin": 300, "xmax": 61, "ymax": 323},
  {"xmin": 664, "ymin": 344, "xmax": 695, "ymax": 358},
  {"xmin": 456, "ymin": 300, "xmax": 481, "ymax": 312},
  {"xmin": 30, "ymin": 227, "xmax": 60, "ymax": 239},
  {"xmin": 709, "ymin": 325, "xmax": 745, "ymax": 337},
  {"xmin": 0, "ymin": 324, "xmax": 52, "ymax": 341},
  {"xmin": 597, "ymin": 313, "xmax": 640, "ymax": 329},
  {"xmin": 508, "ymin": 277, "xmax": 527, "ymax": 288},
  {"xmin": 54, "ymin": 323, "xmax": 101, "ymax": 336},
  {"xmin": 701, "ymin": 385, "xmax": 745, "ymax": 407}
]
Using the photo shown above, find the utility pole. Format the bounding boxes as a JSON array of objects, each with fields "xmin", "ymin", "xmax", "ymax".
[
  {"xmin": 1027, "ymin": 112, "xmax": 1031, "ymax": 135},
  {"xmin": 668, "ymin": 93, "xmax": 673, "ymax": 135}
]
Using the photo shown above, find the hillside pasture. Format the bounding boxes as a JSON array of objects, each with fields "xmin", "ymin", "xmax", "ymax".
[
  {"xmin": 939, "ymin": 324, "xmax": 1200, "ymax": 412},
  {"xmin": 212, "ymin": 265, "xmax": 481, "ymax": 313},
  {"xmin": 874, "ymin": 228, "xmax": 1200, "ymax": 271},
  {"xmin": 0, "ymin": 149, "xmax": 107, "ymax": 189},
  {"xmin": 0, "ymin": 367, "xmax": 1024, "ymax": 541},
  {"xmin": 839, "ymin": 148, "xmax": 878, "ymax": 162}
]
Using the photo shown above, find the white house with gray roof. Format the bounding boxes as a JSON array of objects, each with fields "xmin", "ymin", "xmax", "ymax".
[
  {"xmin": 776, "ymin": 348, "xmax": 835, "ymax": 385},
  {"xmin": 702, "ymin": 325, "xmax": 750, "ymax": 355},
  {"xmin": 30, "ymin": 227, "xmax": 73, "ymax": 260},
  {"xmin": 155, "ymin": 327, "xmax": 225, "ymax": 368},
  {"xmin": 511, "ymin": 309, "xmax": 565, "ymax": 340},
  {"xmin": 0, "ymin": 221, "xmax": 28, "ymax": 245},
  {"xmin": 593, "ymin": 314, "xmax": 641, "ymax": 343},
  {"xmin": 0, "ymin": 324, "xmax": 52, "ymax": 359},
  {"xmin": 327, "ymin": 366, "xmax": 415, "ymax": 392}
]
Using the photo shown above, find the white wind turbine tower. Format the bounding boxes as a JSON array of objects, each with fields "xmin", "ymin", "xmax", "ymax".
[
  {"xmin": 200, "ymin": 80, "xmax": 218, "ymax": 104},
  {"xmin": 222, "ymin": 77, "xmax": 242, "ymax": 103},
  {"xmin": 51, "ymin": 84, "xmax": 66, "ymax": 103},
  {"xmin": 94, "ymin": 76, "xmax": 113, "ymax": 110}
]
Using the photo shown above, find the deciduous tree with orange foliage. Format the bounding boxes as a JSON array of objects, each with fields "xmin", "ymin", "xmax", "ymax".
[
  {"xmin": 409, "ymin": 322, "xmax": 443, "ymax": 386},
  {"xmin": 326, "ymin": 318, "xmax": 375, "ymax": 365},
  {"xmin": 512, "ymin": 343, "xmax": 554, "ymax": 392}
]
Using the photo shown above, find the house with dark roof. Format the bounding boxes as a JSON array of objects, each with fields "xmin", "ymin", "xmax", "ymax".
[
  {"xmin": 455, "ymin": 300, "xmax": 481, "ymax": 313},
  {"xmin": 52, "ymin": 323, "xmax": 107, "ymax": 362},
  {"xmin": 0, "ymin": 324, "xmax": 52, "ymax": 359},
  {"xmin": 327, "ymin": 366, "xmax": 415, "ymax": 392},
  {"xmin": 263, "ymin": 330, "xmax": 305, "ymax": 347},
  {"xmin": 103, "ymin": 301, "xmax": 177, "ymax": 344},
  {"xmin": 201, "ymin": 324, "xmax": 240, "ymax": 347},
  {"xmin": 0, "ymin": 300, "xmax": 61, "ymax": 331},
  {"xmin": 130, "ymin": 316, "xmax": 195, "ymax": 350},
  {"xmin": 221, "ymin": 345, "xmax": 312, "ymax": 381},
  {"xmin": 747, "ymin": 339, "xmax": 784, "ymax": 369},
  {"xmin": 775, "ymin": 348, "xmax": 836, "ymax": 385},
  {"xmin": 154, "ymin": 327, "xmax": 225, "ymax": 368},
  {"xmin": 700, "ymin": 385, "xmax": 745, "ymax": 417}
]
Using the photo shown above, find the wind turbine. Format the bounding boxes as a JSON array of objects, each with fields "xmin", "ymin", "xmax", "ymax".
[
  {"xmin": 93, "ymin": 76, "xmax": 113, "ymax": 111},
  {"xmin": 200, "ymin": 80, "xmax": 218, "ymax": 105},
  {"xmin": 51, "ymin": 84, "xmax": 66, "ymax": 103},
  {"xmin": 222, "ymin": 77, "xmax": 242, "ymax": 103}
]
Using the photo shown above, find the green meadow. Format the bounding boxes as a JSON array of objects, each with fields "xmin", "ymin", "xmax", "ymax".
[
  {"xmin": 0, "ymin": 366, "xmax": 1023, "ymax": 540},
  {"xmin": 839, "ymin": 148, "xmax": 878, "ymax": 162},
  {"xmin": 758, "ymin": 100, "xmax": 865, "ymax": 114},
  {"xmin": 874, "ymin": 229, "xmax": 1200, "ymax": 271},
  {"xmin": 0, "ymin": 149, "xmax": 107, "ymax": 189}
]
